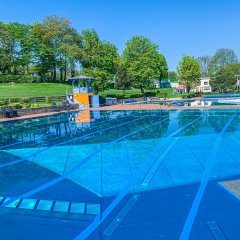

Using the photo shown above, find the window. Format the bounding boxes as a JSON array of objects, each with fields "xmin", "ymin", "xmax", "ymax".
[{"xmin": 204, "ymin": 81, "xmax": 208, "ymax": 85}]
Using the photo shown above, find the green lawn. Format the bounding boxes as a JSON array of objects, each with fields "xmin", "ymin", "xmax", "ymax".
[
  {"xmin": 100, "ymin": 88, "xmax": 181, "ymax": 98},
  {"xmin": 100, "ymin": 88, "xmax": 143, "ymax": 97},
  {"xmin": 0, "ymin": 83, "xmax": 181, "ymax": 99},
  {"xmin": 0, "ymin": 83, "xmax": 72, "ymax": 98}
]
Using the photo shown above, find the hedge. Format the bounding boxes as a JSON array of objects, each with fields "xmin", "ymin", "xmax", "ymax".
[
  {"xmin": 181, "ymin": 92, "xmax": 201, "ymax": 99},
  {"xmin": 0, "ymin": 75, "xmax": 35, "ymax": 83},
  {"xmin": 102, "ymin": 91, "xmax": 158, "ymax": 100}
]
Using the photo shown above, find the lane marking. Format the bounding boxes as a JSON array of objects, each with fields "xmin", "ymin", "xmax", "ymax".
[
  {"xmin": 104, "ymin": 194, "xmax": 140, "ymax": 237},
  {"xmin": 0, "ymin": 115, "xmax": 153, "ymax": 169},
  {"xmin": 1, "ymin": 116, "xmax": 173, "ymax": 208},
  {"xmin": 207, "ymin": 221, "xmax": 228, "ymax": 240},
  {"xmin": 74, "ymin": 116, "xmax": 203, "ymax": 240},
  {"xmin": 141, "ymin": 138, "xmax": 179, "ymax": 186},
  {"xmin": 179, "ymin": 112, "xmax": 237, "ymax": 240}
]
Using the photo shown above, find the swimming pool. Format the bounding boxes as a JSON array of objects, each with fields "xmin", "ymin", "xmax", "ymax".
[{"xmin": 1, "ymin": 109, "xmax": 240, "ymax": 239}]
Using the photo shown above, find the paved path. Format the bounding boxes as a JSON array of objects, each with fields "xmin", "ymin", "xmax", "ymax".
[
  {"xmin": 0, "ymin": 110, "xmax": 74, "ymax": 122},
  {"xmin": 92, "ymin": 103, "xmax": 240, "ymax": 111}
]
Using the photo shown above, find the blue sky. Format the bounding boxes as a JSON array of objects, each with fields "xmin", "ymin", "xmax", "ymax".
[{"xmin": 1, "ymin": 0, "xmax": 240, "ymax": 70}]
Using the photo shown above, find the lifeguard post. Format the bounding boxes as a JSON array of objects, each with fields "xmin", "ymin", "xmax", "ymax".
[
  {"xmin": 67, "ymin": 76, "xmax": 100, "ymax": 127},
  {"xmin": 67, "ymin": 75, "xmax": 99, "ymax": 109}
]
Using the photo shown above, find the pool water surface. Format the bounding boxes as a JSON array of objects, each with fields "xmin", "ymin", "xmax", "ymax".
[{"xmin": 1, "ymin": 109, "xmax": 240, "ymax": 240}]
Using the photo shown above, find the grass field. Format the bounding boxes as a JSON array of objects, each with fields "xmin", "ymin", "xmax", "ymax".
[
  {"xmin": 0, "ymin": 83, "xmax": 181, "ymax": 99},
  {"xmin": 0, "ymin": 83, "xmax": 72, "ymax": 98},
  {"xmin": 100, "ymin": 88, "xmax": 180, "ymax": 98}
]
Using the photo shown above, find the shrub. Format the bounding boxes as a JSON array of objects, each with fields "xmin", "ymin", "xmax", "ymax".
[
  {"xmin": 0, "ymin": 75, "xmax": 35, "ymax": 83},
  {"xmin": 143, "ymin": 92, "xmax": 156, "ymax": 97},
  {"xmin": 129, "ymin": 93, "xmax": 143, "ymax": 98},
  {"xmin": 182, "ymin": 93, "xmax": 194, "ymax": 99},
  {"xmin": 202, "ymin": 92, "xmax": 221, "ymax": 95},
  {"xmin": 156, "ymin": 92, "xmax": 167, "ymax": 98},
  {"xmin": 20, "ymin": 98, "xmax": 31, "ymax": 103},
  {"xmin": 10, "ymin": 103, "xmax": 23, "ymax": 109},
  {"xmin": 105, "ymin": 94, "xmax": 125, "ymax": 99},
  {"xmin": 0, "ymin": 99, "xmax": 8, "ymax": 106},
  {"xmin": 9, "ymin": 98, "xmax": 21, "ymax": 103},
  {"xmin": 182, "ymin": 92, "xmax": 201, "ymax": 99}
]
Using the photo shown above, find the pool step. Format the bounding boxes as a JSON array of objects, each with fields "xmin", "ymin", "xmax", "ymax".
[{"xmin": 0, "ymin": 196, "xmax": 100, "ymax": 215}]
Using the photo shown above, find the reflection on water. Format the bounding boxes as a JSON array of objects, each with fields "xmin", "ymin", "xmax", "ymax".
[
  {"xmin": 0, "ymin": 110, "xmax": 240, "ymax": 148},
  {"xmin": 178, "ymin": 110, "xmax": 203, "ymax": 136},
  {"xmin": 207, "ymin": 110, "xmax": 240, "ymax": 133}
]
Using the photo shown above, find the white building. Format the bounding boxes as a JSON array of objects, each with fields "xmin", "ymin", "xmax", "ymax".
[
  {"xmin": 197, "ymin": 77, "xmax": 212, "ymax": 92},
  {"xmin": 236, "ymin": 75, "xmax": 240, "ymax": 91}
]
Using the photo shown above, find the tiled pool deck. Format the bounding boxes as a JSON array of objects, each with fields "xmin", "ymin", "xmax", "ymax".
[
  {"xmin": 1, "ymin": 103, "xmax": 240, "ymax": 122},
  {"xmin": 92, "ymin": 103, "xmax": 240, "ymax": 111}
]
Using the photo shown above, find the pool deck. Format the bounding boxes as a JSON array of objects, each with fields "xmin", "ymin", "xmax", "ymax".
[
  {"xmin": 0, "ymin": 110, "xmax": 75, "ymax": 123},
  {"xmin": 91, "ymin": 103, "xmax": 240, "ymax": 111},
  {"xmin": 220, "ymin": 179, "xmax": 240, "ymax": 198}
]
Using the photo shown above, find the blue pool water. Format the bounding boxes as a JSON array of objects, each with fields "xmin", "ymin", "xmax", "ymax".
[
  {"xmin": 147, "ymin": 98, "xmax": 240, "ymax": 106},
  {"xmin": 1, "ymin": 109, "xmax": 240, "ymax": 239}
]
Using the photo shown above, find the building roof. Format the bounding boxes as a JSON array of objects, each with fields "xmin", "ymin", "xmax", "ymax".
[{"xmin": 176, "ymin": 84, "xmax": 186, "ymax": 90}]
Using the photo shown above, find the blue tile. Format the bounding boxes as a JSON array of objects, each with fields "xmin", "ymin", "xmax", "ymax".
[
  {"xmin": 19, "ymin": 199, "xmax": 38, "ymax": 209},
  {"xmin": 5, "ymin": 199, "xmax": 20, "ymax": 208},
  {"xmin": 54, "ymin": 201, "xmax": 69, "ymax": 213},
  {"xmin": 37, "ymin": 200, "xmax": 53, "ymax": 211},
  {"xmin": 70, "ymin": 203, "xmax": 85, "ymax": 214},
  {"xmin": 86, "ymin": 204, "xmax": 100, "ymax": 215}
]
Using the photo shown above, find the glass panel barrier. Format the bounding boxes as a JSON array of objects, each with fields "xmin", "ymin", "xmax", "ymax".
[
  {"xmin": 184, "ymin": 109, "xmax": 240, "ymax": 240},
  {"xmin": 2, "ymin": 109, "xmax": 240, "ymax": 239},
  {"xmin": 83, "ymin": 109, "xmax": 222, "ymax": 239}
]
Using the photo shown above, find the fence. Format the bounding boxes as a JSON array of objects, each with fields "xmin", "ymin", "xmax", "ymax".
[
  {"xmin": 4, "ymin": 95, "xmax": 66, "ymax": 104},
  {"xmin": 95, "ymin": 97, "xmax": 240, "ymax": 111}
]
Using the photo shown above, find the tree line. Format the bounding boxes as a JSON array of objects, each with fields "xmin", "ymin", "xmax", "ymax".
[
  {"xmin": 177, "ymin": 48, "xmax": 240, "ymax": 93},
  {"xmin": 0, "ymin": 16, "xmax": 168, "ymax": 93},
  {"xmin": 1, "ymin": 15, "xmax": 239, "ymax": 94}
]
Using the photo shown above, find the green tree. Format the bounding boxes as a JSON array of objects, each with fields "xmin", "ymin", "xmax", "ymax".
[
  {"xmin": 158, "ymin": 53, "xmax": 168, "ymax": 87},
  {"xmin": 208, "ymin": 48, "xmax": 239, "ymax": 76},
  {"xmin": 115, "ymin": 60, "xmax": 131, "ymax": 94},
  {"xmin": 32, "ymin": 16, "xmax": 80, "ymax": 82},
  {"xmin": 211, "ymin": 63, "xmax": 240, "ymax": 92},
  {"xmin": 9, "ymin": 22, "xmax": 35, "ymax": 74},
  {"xmin": 80, "ymin": 29, "xmax": 100, "ymax": 70},
  {"xmin": 0, "ymin": 22, "xmax": 16, "ymax": 74},
  {"xmin": 197, "ymin": 55, "xmax": 211, "ymax": 77},
  {"xmin": 122, "ymin": 35, "xmax": 168, "ymax": 93},
  {"xmin": 177, "ymin": 55, "xmax": 201, "ymax": 93},
  {"xmin": 80, "ymin": 29, "xmax": 119, "ymax": 93},
  {"xmin": 168, "ymin": 71, "xmax": 177, "ymax": 80}
]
